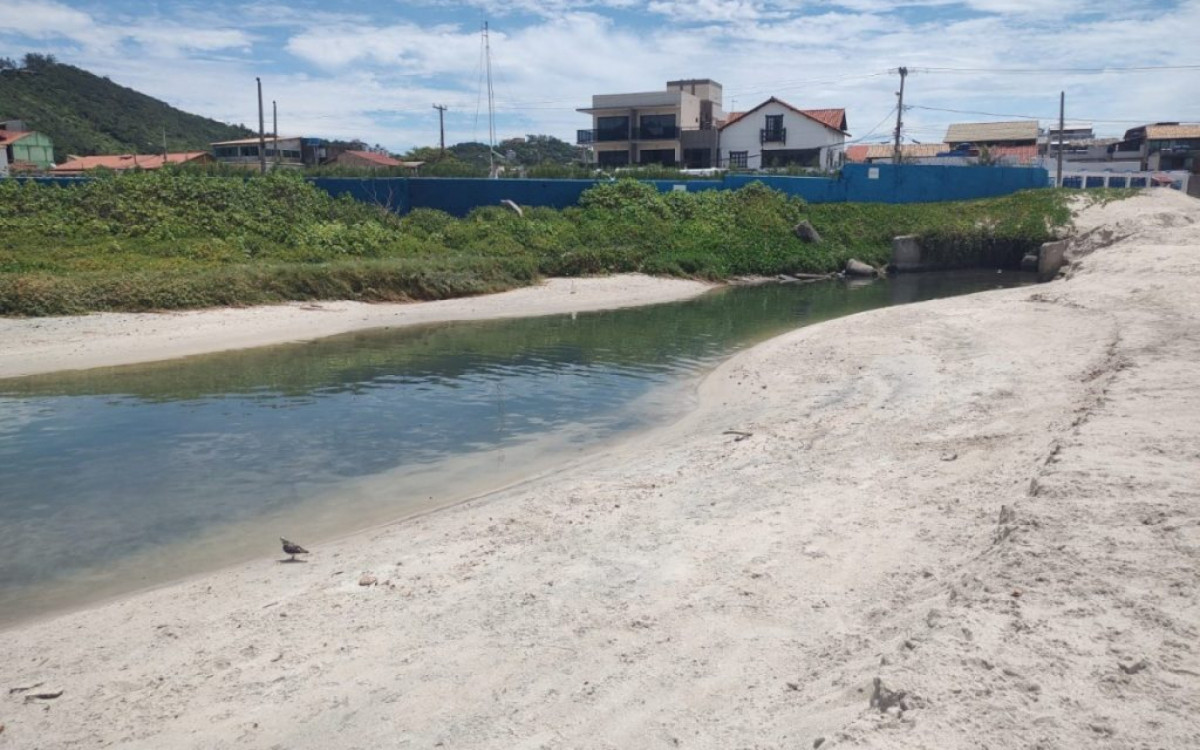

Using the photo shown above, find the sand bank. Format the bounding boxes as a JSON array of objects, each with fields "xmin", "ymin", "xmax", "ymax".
[
  {"xmin": 2, "ymin": 192, "xmax": 1199, "ymax": 748},
  {"xmin": 0, "ymin": 274, "xmax": 713, "ymax": 379}
]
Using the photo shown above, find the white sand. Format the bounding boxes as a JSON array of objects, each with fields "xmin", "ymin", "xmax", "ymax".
[
  {"xmin": 0, "ymin": 274, "xmax": 713, "ymax": 378},
  {"xmin": 2, "ymin": 192, "xmax": 1199, "ymax": 748}
]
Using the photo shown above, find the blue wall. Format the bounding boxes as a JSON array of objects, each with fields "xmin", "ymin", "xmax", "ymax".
[
  {"xmin": 311, "ymin": 178, "xmax": 409, "ymax": 213},
  {"xmin": 316, "ymin": 164, "xmax": 1048, "ymax": 216},
  {"xmin": 15, "ymin": 165, "xmax": 1050, "ymax": 216}
]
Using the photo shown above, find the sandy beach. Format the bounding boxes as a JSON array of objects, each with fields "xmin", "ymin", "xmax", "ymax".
[{"xmin": 2, "ymin": 191, "xmax": 1199, "ymax": 749}]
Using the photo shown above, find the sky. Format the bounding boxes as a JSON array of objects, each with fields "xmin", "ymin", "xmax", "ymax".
[{"xmin": 2, "ymin": 0, "xmax": 1198, "ymax": 153}]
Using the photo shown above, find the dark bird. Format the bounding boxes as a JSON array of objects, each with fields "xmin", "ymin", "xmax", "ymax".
[{"xmin": 280, "ymin": 537, "xmax": 309, "ymax": 562}]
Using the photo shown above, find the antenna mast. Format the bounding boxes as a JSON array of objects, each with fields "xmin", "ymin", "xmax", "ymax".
[{"xmin": 484, "ymin": 21, "xmax": 496, "ymax": 177}]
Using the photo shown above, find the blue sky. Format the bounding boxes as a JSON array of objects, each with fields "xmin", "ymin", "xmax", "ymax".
[{"xmin": 2, "ymin": 0, "xmax": 1198, "ymax": 152}]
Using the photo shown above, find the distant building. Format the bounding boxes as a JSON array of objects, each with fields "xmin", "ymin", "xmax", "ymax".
[
  {"xmin": 944, "ymin": 121, "xmax": 1040, "ymax": 148},
  {"xmin": 847, "ymin": 141, "xmax": 1038, "ymax": 167},
  {"xmin": 1112, "ymin": 123, "xmax": 1200, "ymax": 171},
  {"xmin": 717, "ymin": 98, "xmax": 849, "ymax": 171},
  {"xmin": 51, "ymin": 152, "xmax": 213, "ymax": 175},
  {"xmin": 577, "ymin": 79, "xmax": 725, "ymax": 168},
  {"xmin": 847, "ymin": 143, "xmax": 948, "ymax": 163},
  {"xmin": 1, "ymin": 120, "xmax": 54, "ymax": 172},
  {"xmin": 326, "ymin": 150, "xmax": 423, "ymax": 171},
  {"xmin": 211, "ymin": 136, "xmax": 325, "ymax": 169},
  {"xmin": 1040, "ymin": 122, "xmax": 1120, "ymax": 163}
]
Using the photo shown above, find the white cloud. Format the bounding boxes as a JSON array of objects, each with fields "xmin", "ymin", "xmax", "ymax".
[
  {"xmin": 3, "ymin": 0, "xmax": 1198, "ymax": 152},
  {"xmin": 0, "ymin": 0, "xmax": 252, "ymax": 56},
  {"xmin": 0, "ymin": 1, "xmax": 90, "ymax": 38}
]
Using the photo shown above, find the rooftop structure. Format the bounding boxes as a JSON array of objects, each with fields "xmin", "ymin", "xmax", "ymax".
[{"xmin": 944, "ymin": 121, "xmax": 1040, "ymax": 146}]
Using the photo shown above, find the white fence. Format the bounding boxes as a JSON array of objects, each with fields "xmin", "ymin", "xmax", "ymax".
[{"xmin": 1051, "ymin": 170, "xmax": 1191, "ymax": 193}]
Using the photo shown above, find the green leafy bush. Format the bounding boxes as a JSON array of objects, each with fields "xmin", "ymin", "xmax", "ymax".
[{"xmin": 0, "ymin": 172, "xmax": 1074, "ymax": 315}]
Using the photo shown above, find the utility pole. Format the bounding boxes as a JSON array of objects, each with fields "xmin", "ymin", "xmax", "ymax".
[
  {"xmin": 892, "ymin": 66, "xmax": 908, "ymax": 164},
  {"xmin": 162, "ymin": 126, "xmax": 167, "ymax": 162},
  {"xmin": 433, "ymin": 104, "xmax": 447, "ymax": 157},
  {"xmin": 256, "ymin": 77, "xmax": 267, "ymax": 175},
  {"xmin": 272, "ymin": 100, "xmax": 279, "ymax": 166},
  {"xmin": 1056, "ymin": 91, "xmax": 1065, "ymax": 188}
]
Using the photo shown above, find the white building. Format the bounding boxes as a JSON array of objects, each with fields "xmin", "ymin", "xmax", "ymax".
[
  {"xmin": 211, "ymin": 136, "xmax": 325, "ymax": 170},
  {"xmin": 718, "ymin": 98, "xmax": 848, "ymax": 171}
]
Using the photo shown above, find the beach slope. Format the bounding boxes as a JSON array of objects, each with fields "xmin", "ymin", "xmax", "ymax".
[{"xmin": 2, "ymin": 192, "xmax": 1198, "ymax": 749}]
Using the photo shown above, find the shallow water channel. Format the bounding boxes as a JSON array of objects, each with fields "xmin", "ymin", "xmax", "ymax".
[{"xmin": 0, "ymin": 272, "xmax": 1034, "ymax": 624}]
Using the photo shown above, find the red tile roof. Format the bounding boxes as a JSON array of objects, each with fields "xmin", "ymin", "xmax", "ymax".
[
  {"xmin": 988, "ymin": 144, "xmax": 1040, "ymax": 165},
  {"xmin": 719, "ymin": 98, "xmax": 849, "ymax": 134},
  {"xmin": 0, "ymin": 130, "xmax": 32, "ymax": 146},
  {"xmin": 340, "ymin": 150, "xmax": 403, "ymax": 167},
  {"xmin": 844, "ymin": 145, "xmax": 870, "ymax": 163},
  {"xmin": 800, "ymin": 108, "xmax": 848, "ymax": 132},
  {"xmin": 51, "ymin": 152, "xmax": 211, "ymax": 173}
]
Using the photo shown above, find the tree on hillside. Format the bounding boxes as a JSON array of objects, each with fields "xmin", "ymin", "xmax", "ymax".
[
  {"xmin": 22, "ymin": 53, "xmax": 56, "ymax": 69},
  {"xmin": 0, "ymin": 54, "xmax": 252, "ymax": 162},
  {"xmin": 499, "ymin": 134, "xmax": 582, "ymax": 166}
]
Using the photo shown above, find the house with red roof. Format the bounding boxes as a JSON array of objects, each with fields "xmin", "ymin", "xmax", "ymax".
[
  {"xmin": 1, "ymin": 120, "xmax": 55, "ymax": 173},
  {"xmin": 717, "ymin": 97, "xmax": 849, "ymax": 171},
  {"xmin": 51, "ymin": 152, "xmax": 213, "ymax": 175},
  {"xmin": 327, "ymin": 149, "xmax": 423, "ymax": 171}
]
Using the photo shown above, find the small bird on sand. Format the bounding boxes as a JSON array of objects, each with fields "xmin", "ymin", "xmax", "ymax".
[{"xmin": 280, "ymin": 537, "xmax": 309, "ymax": 562}]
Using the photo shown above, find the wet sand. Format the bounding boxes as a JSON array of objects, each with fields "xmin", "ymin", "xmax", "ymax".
[{"xmin": 0, "ymin": 274, "xmax": 713, "ymax": 378}]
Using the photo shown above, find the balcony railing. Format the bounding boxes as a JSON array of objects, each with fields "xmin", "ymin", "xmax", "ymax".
[
  {"xmin": 577, "ymin": 128, "xmax": 633, "ymax": 144},
  {"xmin": 760, "ymin": 128, "xmax": 787, "ymax": 144}
]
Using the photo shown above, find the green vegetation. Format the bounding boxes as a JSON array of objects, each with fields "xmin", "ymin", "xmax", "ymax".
[
  {"xmin": 0, "ymin": 54, "xmax": 251, "ymax": 163},
  {"xmin": 0, "ymin": 171, "xmax": 1071, "ymax": 316}
]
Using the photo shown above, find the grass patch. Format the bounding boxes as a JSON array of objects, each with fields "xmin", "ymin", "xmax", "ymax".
[{"xmin": 0, "ymin": 171, "xmax": 1074, "ymax": 316}]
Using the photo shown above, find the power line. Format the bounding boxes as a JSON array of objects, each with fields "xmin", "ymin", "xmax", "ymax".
[
  {"xmin": 845, "ymin": 106, "xmax": 898, "ymax": 144},
  {"xmin": 916, "ymin": 64, "xmax": 1200, "ymax": 74},
  {"xmin": 909, "ymin": 104, "xmax": 1200, "ymax": 124}
]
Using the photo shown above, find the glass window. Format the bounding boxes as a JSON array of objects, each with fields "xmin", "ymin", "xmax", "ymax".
[
  {"xmin": 639, "ymin": 114, "xmax": 677, "ymax": 139},
  {"xmin": 596, "ymin": 116, "xmax": 630, "ymax": 141},
  {"xmin": 597, "ymin": 150, "xmax": 630, "ymax": 167},
  {"xmin": 764, "ymin": 114, "xmax": 783, "ymax": 132},
  {"xmin": 729, "ymin": 151, "xmax": 748, "ymax": 168}
]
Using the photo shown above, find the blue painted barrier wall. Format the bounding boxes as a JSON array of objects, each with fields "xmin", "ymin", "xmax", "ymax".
[
  {"xmin": 15, "ymin": 164, "xmax": 1050, "ymax": 216},
  {"xmin": 310, "ymin": 178, "xmax": 409, "ymax": 213},
  {"xmin": 347, "ymin": 165, "xmax": 1048, "ymax": 216}
]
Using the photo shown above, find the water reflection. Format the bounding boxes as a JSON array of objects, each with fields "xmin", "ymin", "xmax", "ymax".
[{"xmin": 0, "ymin": 272, "xmax": 1033, "ymax": 623}]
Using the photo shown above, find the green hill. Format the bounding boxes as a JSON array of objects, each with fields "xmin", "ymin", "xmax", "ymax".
[{"xmin": 0, "ymin": 53, "xmax": 253, "ymax": 163}]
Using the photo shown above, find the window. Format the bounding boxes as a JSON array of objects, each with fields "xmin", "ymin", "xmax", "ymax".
[
  {"xmin": 239, "ymin": 145, "xmax": 260, "ymax": 157},
  {"xmin": 639, "ymin": 114, "xmax": 677, "ymax": 140},
  {"xmin": 729, "ymin": 151, "xmax": 748, "ymax": 168},
  {"xmin": 214, "ymin": 146, "xmax": 238, "ymax": 158},
  {"xmin": 638, "ymin": 148, "xmax": 676, "ymax": 166},
  {"xmin": 764, "ymin": 114, "xmax": 783, "ymax": 133},
  {"xmin": 596, "ymin": 116, "xmax": 630, "ymax": 142},
  {"xmin": 762, "ymin": 148, "xmax": 819, "ymax": 168},
  {"xmin": 597, "ymin": 149, "xmax": 630, "ymax": 167}
]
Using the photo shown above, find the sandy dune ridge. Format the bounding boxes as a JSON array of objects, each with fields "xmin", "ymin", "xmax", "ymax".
[{"xmin": 2, "ymin": 191, "xmax": 1199, "ymax": 748}]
